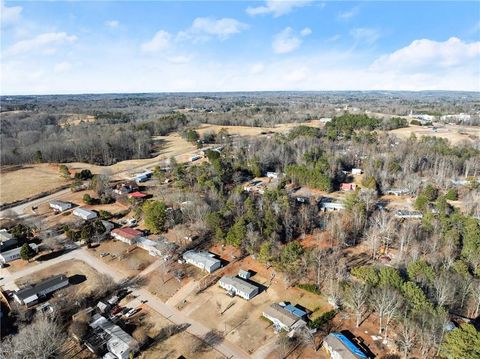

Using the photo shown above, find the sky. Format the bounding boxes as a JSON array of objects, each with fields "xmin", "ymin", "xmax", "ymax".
[{"xmin": 1, "ymin": 0, "xmax": 479, "ymax": 95}]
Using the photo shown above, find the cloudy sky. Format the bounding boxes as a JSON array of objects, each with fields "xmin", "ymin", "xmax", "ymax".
[{"xmin": 1, "ymin": 0, "xmax": 479, "ymax": 95}]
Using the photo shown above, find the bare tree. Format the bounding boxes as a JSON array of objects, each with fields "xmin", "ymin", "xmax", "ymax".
[
  {"xmin": 344, "ymin": 282, "xmax": 370, "ymax": 328},
  {"xmin": 371, "ymin": 286, "xmax": 403, "ymax": 340},
  {"xmin": 1, "ymin": 314, "xmax": 66, "ymax": 359},
  {"xmin": 432, "ymin": 272, "xmax": 455, "ymax": 308},
  {"xmin": 397, "ymin": 318, "xmax": 417, "ymax": 359}
]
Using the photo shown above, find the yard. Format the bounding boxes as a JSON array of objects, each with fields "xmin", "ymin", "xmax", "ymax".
[
  {"xmin": 15, "ymin": 259, "xmax": 105, "ymax": 297},
  {"xmin": 91, "ymin": 240, "xmax": 156, "ymax": 277},
  {"xmin": 135, "ymin": 307, "xmax": 225, "ymax": 359}
]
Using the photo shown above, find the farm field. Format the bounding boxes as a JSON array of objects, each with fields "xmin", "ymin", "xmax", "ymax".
[{"xmin": 390, "ymin": 123, "xmax": 480, "ymax": 144}]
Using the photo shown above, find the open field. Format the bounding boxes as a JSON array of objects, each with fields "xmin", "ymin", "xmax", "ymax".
[
  {"xmin": 0, "ymin": 164, "xmax": 70, "ymax": 204},
  {"xmin": 390, "ymin": 123, "xmax": 480, "ymax": 144}
]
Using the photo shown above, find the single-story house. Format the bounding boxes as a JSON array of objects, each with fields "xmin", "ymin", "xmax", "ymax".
[
  {"xmin": 111, "ymin": 227, "xmax": 143, "ymax": 245},
  {"xmin": 351, "ymin": 168, "xmax": 362, "ymax": 175},
  {"xmin": 135, "ymin": 171, "xmax": 152, "ymax": 183},
  {"xmin": 320, "ymin": 202, "xmax": 345, "ymax": 212},
  {"xmin": 340, "ymin": 183, "xmax": 357, "ymax": 191},
  {"xmin": 284, "ymin": 304, "xmax": 308, "ymax": 320},
  {"xmin": 89, "ymin": 314, "xmax": 138, "ymax": 359},
  {"xmin": 0, "ymin": 229, "xmax": 14, "ymax": 242},
  {"xmin": 323, "ymin": 332, "xmax": 369, "ymax": 359},
  {"xmin": 136, "ymin": 237, "xmax": 176, "ymax": 258},
  {"xmin": 14, "ymin": 274, "xmax": 69, "ymax": 307},
  {"xmin": 263, "ymin": 303, "xmax": 301, "ymax": 331},
  {"xmin": 0, "ymin": 237, "xmax": 19, "ymax": 253},
  {"xmin": 385, "ymin": 188, "xmax": 409, "ymax": 196},
  {"xmin": 218, "ymin": 276, "xmax": 259, "ymax": 300},
  {"xmin": 73, "ymin": 207, "xmax": 97, "ymax": 220},
  {"xmin": 394, "ymin": 210, "xmax": 423, "ymax": 219},
  {"xmin": 113, "ymin": 181, "xmax": 139, "ymax": 195},
  {"xmin": 49, "ymin": 200, "xmax": 72, "ymax": 212},
  {"xmin": 0, "ymin": 243, "xmax": 38, "ymax": 264},
  {"xmin": 182, "ymin": 251, "xmax": 221, "ymax": 273}
]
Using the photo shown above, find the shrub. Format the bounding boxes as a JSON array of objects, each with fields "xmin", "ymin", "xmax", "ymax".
[
  {"xmin": 308, "ymin": 310, "xmax": 336, "ymax": 329},
  {"xmin": 297, "ymin": 284, "xmax": 322, "ymax": 295}
]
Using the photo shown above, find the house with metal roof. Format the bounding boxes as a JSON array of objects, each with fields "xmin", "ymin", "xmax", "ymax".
[
  {"xmin": 394, "ymin": 210, "xmax": 423, "ymax": 219},
  {"xmin": 0, "ymin": 229, "xmax": 14, "ymax": 242},
  {"xmin": 0, "ymin": 243, "xmax": 38, "ymax": 264},
  {"xmin": 182, "ymin": 251, "xmax": 221, "ymax": 273},
  {"xmin": 136, "ymin": 237, "xmax": 177, "ymax": 258},
  {"xmin": 14, "ymin": 274, "xmax": 69, "ymax": 307},
  {"xmin": 73, "ymin": 207, "xmax": 98, "ymax": 220},
  {"xmin": 323, "ymin": 332, "xmax": 370, "ymax": 359},
  {"xmin": 320, "ymin": 202, "xmax": 345, "ymax": 212},
  {"xmin": 262, "ymin": 303, "xmax": 300, "ymax": 331},
  {"xmin": 89, "ymin": 314, "xmax": 138, "ymax": 359},
  {"xmin": 49, "ymin": 200, "xmax": 72, "ymax": 212},
  {"xmin": 284, "ymin": 304, "xmax": 307, "ymax": 320},
  {"xmin": 218, "ymin": 276, "xmax": 259, "ymax": 300}
]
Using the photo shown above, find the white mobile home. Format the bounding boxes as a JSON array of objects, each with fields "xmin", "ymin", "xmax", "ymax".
[
  {"xmin": 218, "ymin": 276, "xmax": 259, "ymax": 300},
  {"xmin": 72, "ymin": 208, "xmax": 97, "ymax": 220},
  {"xmin": 0, "ymin": 243, "xmax": 38, "ymax": 264},
  {"xmin": 49, "ymin": 200, "xmax": 72, "ymax": 212},
  {"xmin": 14, "ymin": 274, "xmax": 69, "ymax": 307},
  {"xmin": 182, "ymin": 251, "xmax": 221, "ymax": 273}
]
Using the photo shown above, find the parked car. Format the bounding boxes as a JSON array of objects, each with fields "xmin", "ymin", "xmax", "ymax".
[
  {"xmin": 125, "ymin": 307, "xmax": 141, "ymax": 318},
  {"xmin": 111, "ymin": 306, "xmax": 123, "ymax": 315}
]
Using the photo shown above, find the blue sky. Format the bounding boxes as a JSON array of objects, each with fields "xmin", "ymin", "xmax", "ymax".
[{"xmin": 1, "ymin": 1, "xmax": 479, "ymax": 94}]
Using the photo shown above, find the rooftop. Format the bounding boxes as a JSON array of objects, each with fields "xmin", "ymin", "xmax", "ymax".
[
  {"xmin": 112, "ymin": 227, "xmax": 143, "ymax": 239},
  {"xmin": 284, "ymin": 304, "xmax": 307, "ymax": 318},
  {"xmin": 183, "ymin": 251, "xmax": 220, "ymax": 268},
  {"xmin": 15, "ymin": 274, "xmax": 68, "ymax": 301},
  {"xmin": 263, "ymin": 303, "xmax": 299, "ymax": 328},
  {"xmin": 219, "ymin": 276, "xmax": 258, "ymax": 295},
  {"xmin": 324, "ymin": 333, "xmax": 369, "ymax": 359}
]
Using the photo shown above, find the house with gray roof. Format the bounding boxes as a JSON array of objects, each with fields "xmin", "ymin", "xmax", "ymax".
[
  {"xmin": 14, "ymin": 274, "xmax": 69, "ymax": 307},
  {"xmin": 182, "ymin": 251, "xmax": 221, "ymax": 273},
  {"xmin": 218, "ymin": 276, "xmax": 259, "ymax": 300}
]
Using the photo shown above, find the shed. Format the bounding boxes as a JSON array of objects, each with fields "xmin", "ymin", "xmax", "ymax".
[{"xmin": 238, "ymin": 269, "xmax": 251, "ymax": 280}]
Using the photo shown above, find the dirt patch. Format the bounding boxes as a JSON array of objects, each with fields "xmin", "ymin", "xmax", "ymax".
[
  {"xmin": 138, "ymin": 307, "xmax": 224, "ymax": 359},
  {"xmin": 90, "ymin": 240, "xmax": 156, "ymax": 277}
]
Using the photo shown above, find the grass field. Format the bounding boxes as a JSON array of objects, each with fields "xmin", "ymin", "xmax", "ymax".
[{"xmin": 390, "ymin": 123, "xmax": 480, "ymax": 144}]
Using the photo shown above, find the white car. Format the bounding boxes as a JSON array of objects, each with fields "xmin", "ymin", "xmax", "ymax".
[{"xmin": 125, "ymin": 307, "xmax": 141, "ymax": 318}]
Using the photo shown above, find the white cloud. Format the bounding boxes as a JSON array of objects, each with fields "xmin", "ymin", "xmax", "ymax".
[
  {"xmin": 285, "ymin": 66, "xmax": 308, "ymax": 82},
  {"xmin": 249, "ymin": 62, "xmax": 265, "ymax": 75},
  {"xmin": 247, "ymin": 0, "xmax": 312, "ymax": 17},
  {"xmin": 141, "ymin": 30, "xmax": 171, "ymax": 52},
  {"xmin": 337, "ymin": 6, "xmax": 359, "ymax": 21},
  {"xmin": 54, "ymin": 61, "xmax": 73, "ymax": 73},
  {"xmin": 179, "ymin": 17, "xmax": 248, "ymax": 41},
  {"xmin": 350, "ymin": 28, "xmax": 380, "ymax": 45},
  {"xmin": 105, "ymin": 20, "xmax": 119, "ymax": 28},
  {"xmin": 167, "ymin": 55, "xmax": 191, "ymax": 64},
  {"xmin": 300, "ymin": 27, "xmax": 312, "ymax": 37},
  {"xmin": 371, "ymin": 37, "xmax": 480, "ymax": 72},
  {"xmin": 272, "ymin": 27, "xmax": 302, "ymax": 54},
  {"xmin": 5, "ymin": 32, "xmax": 77, "ymax": 56},
  {"xmin": 1, "ymin": 1, "xmax": 22, "ymax": 27}
]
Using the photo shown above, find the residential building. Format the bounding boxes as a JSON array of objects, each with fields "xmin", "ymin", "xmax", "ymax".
[
  {"xmin": 385, "ymin": 188, "xmax": 410, "ymax": 196},
  {"xmin": 127, "ymin": 191, "xmax": 147, "ymax": 199},
  {"xmin": 320, "ymin": 202, "xmax": 345, "ymax": 212},
  {"xmin": 262, "ymin": 303, "xmax": 300, "ymax": 331},
  {"xmin": 319, "ymin": 117, "xmax": 332, "ymax": 124},
  {"xmin": 14, "ymin": 274, "xmax": 69, "ymax": 307},
  {"xmin": 284, "ymin": 304, "xmax": 307, "ymax": 320},
  {"xmin": 136, "ymin": 237, "xmax": 176, "ymax": 258},
  {"xmin": 111, "ymin": 227, "xmax": 142, "ymax": 245},
  {"xmin": 182, "ymin": 251, "xmax": 221, "ymax": 273},
  {"xmin": 351, "ymin": 168, "xmax": 362, "ymax": 175},
  {"xmin": 73, "ymin": 207, "xmax": 97, "ymax": 220},
  {"xmin": 101, "ymin": 221, "xmax": 115, "ymax": 234},
  {"xmin": 0, "ymin": 229, "xmax": 14, "ymax": 242},
  {"xmin": 218, "ymin": 276, "xmax": 259, "ymax": 300},
  {"xmin": 88, "ymin": 314, "xmax": 138, "ymax": 359},
  {"xmin": 323, "ymin": 332, "xmax": 369, "ymax": 359},
  {"xmin": 0, "ymin": 237, "xmax": 19, "ymax": 253},
  {"xmin": 49, "ymin": 200, "xmax": 72, "ymax": 212},
  {"xmin": 0, "ymin": 243, "xmax": 38, "ymax": 264},
  {"xmin": 113, "ymin": 181, "xmax": 139, "ymax": 196},
  {"xmin": 394, "ymin": 210, "xmax": 423, "ymax": 219}
]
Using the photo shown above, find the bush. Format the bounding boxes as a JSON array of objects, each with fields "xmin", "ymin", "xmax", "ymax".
[
  {"xmin": 83, "ymin": 193, "xmax": 94, "ymax": 205},
  {"xmin": 308, "ymin": 310, "xmax": 336, "ymax": 329},
  {"xmin": 445, "ymin": 188, "xmax": 458, "ymax": 200},
  {"xmin": 99, "ymin": 210, "xmax": 113, "ymax": 220},
  {"xmin": 297, "ymin": 284, "xmax": 322, "ymax": 295}
]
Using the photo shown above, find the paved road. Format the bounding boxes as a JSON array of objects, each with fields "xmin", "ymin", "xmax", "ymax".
[{"xmin": 0, "ymin": 247, "xmax": 251, "ymax": 359}]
